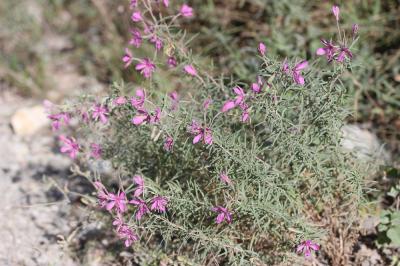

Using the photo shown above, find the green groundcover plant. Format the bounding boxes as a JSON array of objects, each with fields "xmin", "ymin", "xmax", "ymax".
[{"xmin": 47, "ymin": 1, "xmax": 364, "ymax": 264}]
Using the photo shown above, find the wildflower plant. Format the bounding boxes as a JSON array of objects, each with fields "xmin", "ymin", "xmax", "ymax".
[{"xmin": 48, "ymin": 2, "xmax": 364, "ymax": 264}]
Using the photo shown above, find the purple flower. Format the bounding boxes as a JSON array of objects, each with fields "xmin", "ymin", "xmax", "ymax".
[
  {"xmin": 316, "ymin": 39, "xmax": 337, "ymax": 62},
  {"xmin": 90, "ymin": 143, "xmax": 102, "ymax": 159},
  {"xmin": 239, "ymin": 102, "xmax": 250, "ymax": 122},
  {"xmin": 337, "ymin": 46, "xmax": 353, "ymax": 62},
  {"xmin": 164, "ymin": 136, "xmax": 174, "ymax": 151},
  {"xmin": 92, "ymin": 104, "xmax": 109, "ymax": 124},
  {"xmin": 116, "ymin": 224, "xmax": 139, "ymax": 247},
  {"xmin": 149, "ymin": 107, "xmax": 161, "ymax": 124},
  {"xmin": 352, "ymin": 24, "xmax": 359, "ymax": 37},
  {"xmin": 113, "ymin": 96, "xmax": 127, "ymax": 106},
  {"xmin": 203, "ymin": 98, "xmax": 213, "ymax": 110},
  {"xmin": 129, "ymin": 198, "xmax": 150, "ymax": 220},
  {"xmin": 163, "ymin": 0, "xmax": 169, "ymax": 7},
  {"xmin": 184, "ymin": 65, "xmax": 197, "ymax": 76},
  {"xmin": 94, "ymin": 181, "xmax": 109, "ymax": 208},
  {"xmin": 221, "ymin": 100, "xmax": 236, "ymax": 113},
  {"xmin": 219, "ymin": 172, "xmax": 232, "ymax": 185},
  {"xmin": 129, "ymin": 29, "xmax": 142, "ymax": 48},
  {"xmin": 131, "ymin": 110, "xmax": 149, "ymax": 126},
  {"xmin": 150, "ymin": 35, "xmax": 163, "ymax": 51},
  {"xmin": 122, "ymin": 48, "xmax": 134, "ymax": 68},
  {"xmin": 221, "ymin": 86, "xmax": 245, "ymax": 113},
  {"xmin": 282, "ymin": 58, "xmax": 289, "ymax": 74},
  {"xmin": 258, "ymin": 42, "xmax": 266, "ymax": 56},
  {"xmin": 136, "ymin": 58, "xmax": 156, "ymax": 78},
  {"xmin": 167, "ymin": 56, "xmax": 177, "ymax": 68},
  {"xmin": 150, "ymin": 196, "xmax": 168, "ymax": 213},
  {"xmin": 130, "ymin": 0, "xmax": 138, "ymax": 9},
  {"xmin": 131, "ymin": 11, "xmax": 142, "ymax": 22},
  {"xmin": 292, "ymin": 60, "xmax": 308, "ymax": 85},
  {"xmin": 180, "ymin": 4, "xmax": 193, "ymax": 17},
  {"xmin": 48, "ymin": 112, "xmax": 70, "ymax": 131},
  {"xmin": 332, "ymin": 5, "xmax": 340, "ymax": 21},
  {"xmin": 106, "ymin": 192, "xmax": 127, "ymax": 213},
  {"xmin": 131, "ymin": 88, "xmax": 146, "ymax": 110},
  {"xmin": 251, "ymin": 76, "xmax": 264, "ymax": 94},
  {"xmin": 211, "ymin": 206, "xmax": 232, "ymax": 224},
  {"xmin": 80, "ymin": 109, "xmax": 89, "ymax": 123},
  {"xmin": 297, "ymin": 240, "xmax": 320, "ymax": 258},
  {"xmin": 169, "ymin": 91, "xmax": 179, "ymax": 110},
  {"xmin": 188, "ymin": 120, "xmax": 213, "ymax": 145},
  {"xmin": 59, "ymin": 135, "xmax": 79, "ymax": 159},
  {"xmin": 133, "ymin": 175, "xmax": 144, "ymax": 197}
]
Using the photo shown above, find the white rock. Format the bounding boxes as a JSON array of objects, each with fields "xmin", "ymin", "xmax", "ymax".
[
  {"xmin": 11, "ymin": 105, "xmax": 49, "ymax": 136},
  {"xmin": 341, "ymin": 124, "xmax": 391, "ymax": 163}
]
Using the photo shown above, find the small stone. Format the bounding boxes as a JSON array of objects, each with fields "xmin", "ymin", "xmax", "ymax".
[
  {"xmin": 341, "ymin": 124, "xmax": 391, "ymax": 163},
  {"xmin": 11, "ymin": 105, "xmax": 49, "ymax": 136}
]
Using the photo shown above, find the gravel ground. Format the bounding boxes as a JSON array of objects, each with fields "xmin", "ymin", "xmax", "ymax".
[{"xmin": 0, "ymin": 89, "xmax": 77, "ymax": 266}]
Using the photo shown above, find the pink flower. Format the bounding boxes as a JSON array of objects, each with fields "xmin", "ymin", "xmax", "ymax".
[
  {"xmin": 219, "ymin": 172, "xmax": 232, "ymax": 185},
  {"xmin": 92, "ymin": 104, "xmax": 109, "ymax": 124},
  {"xmin": 150, "ymin": 35, "xmax": 163, "ymax": 51},
  {"xmin": 116, "ymin": 224, "xmax": 139, "ymax": 247},
  {"xmin": 180, "ymin": 4, "xmax": 193, "ymax": 17},
  {"xmin": 233, "ymin": 86, "xmax": 245, "ymax": 105},
  {"xmin": 188, "ymin": 120, "xmax": 213, "ymax": 145},
  {"xmin": 131, "ymin": 11, "xmax": 142, "ymax": 22},
  {"xmin": 162, "ymin": 0, "xmax": 169, "ymax": 7},
  {"xmin": 352, "ymin": 24, "xmax": 359, "ymax": 37},
  {"xmin": 251, "ymin": 76, "xmax": 264, "ymax": 94},
  {"xmin": 167, "ymin": 56, "xmax": 177, "ymax": 68},
  {"xmin": 136, "ymin": 58, "xmax": 156, "ymax": 78},
  {"xmin": 150, "ymin": 107, "xmax": 161, "ymax": 124},
  {"xmin": 94, "ymin": 181, "xmax": 109, "ymax": 208},
  {"xmin": 48, "ymin": 112, "xmax": 70, "ymax": 131},
  {"xmin": 292, "ymin": 60, "xmax": 308, "ymax": 85},
  {"xmin": 144, "ymin": 24, "xmax": 154, "ymax": 34},
  {"xmin": 106, "ymin": 192, "xmax": 127, "ymax": 213},
  {"xmin": 133, "ymin": 175, "xmax": 144, "ymax": 197},
  {"xmin": 332, "ymin": 5, "xmax": 340, "ymax": 21},
  {"xmin": 221, "ymin": 100, "xmax": 236, "ymax": 113},
  {"xmin": 90, "ymin": 143, "xmax": 102, "ymax": 159},
  {"xmin": 129, "ymin": 198, "xmax": 150, "ymax": 220},
  {"xmin": 184, "ymin": 65, "xmax": 197, "ymax": 76},
  {"xmin": 131, "ymin": 88, "xmax": 146, "ymax": 110},
  {"xmin": 316, "ymin": 39, "xmax": 337, "ymax": 62},
  {"xmin": 132, "ymin": 110, "xmax": 149, "ymax": 126},
  {"xmin": 80, "ymin": 110, "xmax": 89, "ymax": 123},
  {"xmin": 297, "ymin": 240, "xmax": 320, "ymax": 258},
  {"xmin": 150, "ymin": 196, "xmax": 168, "ymax": 213},
  {"xmin": 113, "ymin": 96, "xmax": 127, "ymax": 106},
  {"xmin": 221, "ymin": 86, "xmax": 245, "ymax": 113},
  {"xmin": 130, "ymin": 0, "xmax": 138, "ymax": 8},
  {"xmin": 239, "ymin": 102, "xmax": 250, "ymax": 122},
  {"xmin": 169, "ymin": 91, "xmax": 179, "ymax": 110},
  {"xmin": 203, "ymin": 98, "xmax": 212, "ymax": 110},
  {"xmin": 129, "ymin": 29, "xmax": 142, "ymax": 48},
  {"xmin": 258, "ymin": 42, "xmax": 266, "ymax": 56},
  {"xmin": 59, "ymin": 135, "xmax": 79, "ymax": 159},
  {"xmin": 122, "ymin": 48, "xmax": 133, "ymax": 68},
  {"xmin": 211, "ymin": 206, "xmax": 232, "ymax": 224},
  {"xmin": 337, "ymin": 47, "xmax": 353, "ymax": 62},
  {"xmin": 164, "ymin": 136, "xmax": 174, "ymax": 152},
  {"xmin": 282, "ymin": 58, "xmax": 289, "ymax": 74}
]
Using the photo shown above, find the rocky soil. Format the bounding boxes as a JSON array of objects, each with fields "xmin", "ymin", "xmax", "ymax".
[{"xmin": 0, "ymin": 89, "xmax": 78, "ymax": 265}]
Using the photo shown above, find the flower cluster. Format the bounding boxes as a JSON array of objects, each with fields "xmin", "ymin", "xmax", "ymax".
[
  {"xmin": 45, "ymin": 1, "xmax": 364, "ymax": 261},
  {"xmin": 94, "ymin": 177, "xmax": 168, "ymax": 246}
]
